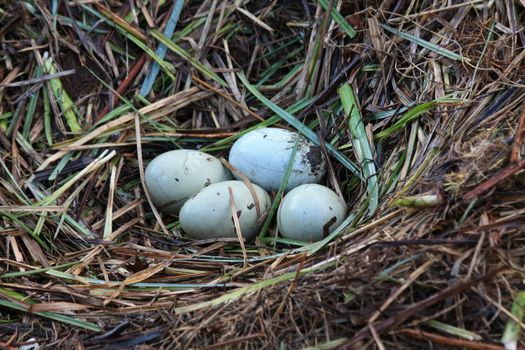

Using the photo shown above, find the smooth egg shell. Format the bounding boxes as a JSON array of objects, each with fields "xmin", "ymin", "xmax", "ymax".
[
  {"xmin": 277, "ymin": 184, "xmax": 347, "ymax": 242},
  {"xmin": 180, "ymin": 180, "xmax": 271, "ymax": 240},
  {"xmin": 145, "ymin": 149, "xmax": 232, "ymax": 214},
  {"xmin": 228, "ymin": 128, "xmax": 326, "ymax": 192}
]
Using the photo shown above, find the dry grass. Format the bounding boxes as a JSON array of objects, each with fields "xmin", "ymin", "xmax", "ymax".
[{"xmin": 1, "ymin": 0, "xmax": 525, "ymax": 349}]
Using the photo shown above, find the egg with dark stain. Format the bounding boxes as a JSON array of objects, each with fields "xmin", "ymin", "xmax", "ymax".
[
  {"xmin": 277, "ymin": 184, "xmax": 347, "ymax": 242},
  {"xmin": 228, "ymin": 128, "xmax": 326, "ymax": 192}
]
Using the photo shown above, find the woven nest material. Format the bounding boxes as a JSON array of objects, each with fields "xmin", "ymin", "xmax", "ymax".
[{"xmin": 1, "ymin": 1, "xmax": 525, "ymax": 349}]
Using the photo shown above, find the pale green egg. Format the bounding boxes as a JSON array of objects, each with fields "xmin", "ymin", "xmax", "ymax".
[
  {"xmin": 277, "ymin": 184, "xmax": 347, "ymax": 242},
  {"xmin": 180, "ymin": 181, "xmax": 271, "ymax": 240},
  {"xmin": 229, "ymin": 128, "xmax": 326, "ymax": 192},
  {"xmin": 145, "ymin": 150, "xmax": 232, "ymax": 214}
]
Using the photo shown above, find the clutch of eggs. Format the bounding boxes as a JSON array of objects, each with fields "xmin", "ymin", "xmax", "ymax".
[{"xmin": 144, "ymin": 127, "xmax": 347, "ymax": 242}]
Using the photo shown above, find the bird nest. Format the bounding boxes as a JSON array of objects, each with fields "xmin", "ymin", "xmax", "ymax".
[{"xmin": 1, "ymin": 1, "xmax": 524, "ymax": 349}]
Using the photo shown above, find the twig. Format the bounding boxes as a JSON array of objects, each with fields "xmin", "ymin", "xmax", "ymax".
[
  {"xmin": 463, "ymin": 158, "xmax": 525, "ymax": 202},
  {"xmin": 398, "ymin": 328, "xmax": 506, "ymax": 350},
  {"xmin": 207, "ymin": 333, "xmax": 266, "ymax": 349},
  {"xmin": 511, "ymin": 105, "xmax": 525, "ymax": 162},
  {"xmin": 0, "ymin": 70, "xmax": 76, "ymax": 87},
  {"xmin": 228, "ymin": 186, "xmax": 247, "ymax": 268},
  {"xmin": 338, "ymin": 267, "xmax": 505, "ymax": 349},
  {"xmin": 95, "ymin": 53, "xmax": 147, "ymax": 123}
]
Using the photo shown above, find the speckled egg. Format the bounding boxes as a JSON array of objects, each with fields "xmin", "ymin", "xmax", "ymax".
[
  {"xmin": 277, "ymin": 184, "xmax": 347, "ymax": 242},
  {"xmin": 145, "ymin": 150, "xmax": 232, "ymax": 214},
  {"xmin": 179, "ymin": 181, "xmax": 271, "ymax": 240},
  {"xmin": 228, "ymin": 128, "xmax": 326, "ymax": 192}
]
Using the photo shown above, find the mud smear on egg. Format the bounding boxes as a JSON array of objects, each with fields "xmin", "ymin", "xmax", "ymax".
[
  {"xmin": 322, "ymin": 216, "xmax": 337, "ymax": 238},
  {"xmin": 304, "ymin": 145, "xmax": 324, "ymax": 176},
  {"xmin": 230, "ymin": 210, "xmax": 242, "ymax": 224},
  {"xmin": 297, "ymin": 137, "xmax": 324, "ymax": 176},
  {"xmin": 229, "ymin": 127, "xmax": 327, "ymax": 191}
]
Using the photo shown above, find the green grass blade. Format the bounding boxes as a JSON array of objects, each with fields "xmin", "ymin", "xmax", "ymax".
[
  {"xmin": 256, "ymin": 47, "xmax": 303, "ymax": 87},
  {"xmin": 375, "ymin": 98, "xmax": 462, "ymax": 140},
  {"xmin": 261, "ymin": 64, "xmax": 303, "ymax": 89},
  {"xmin": 139, "ymin": 0, "xmax": 184, "ymax": 96},
  {"xmin": 0, "ymin": 262, "xmax": 78, "ymax": 278},
  {"xmin": 123, "ymin": 33, "xmax": 177, "ymax": 82},
  {"xmin": 0, "ymin": 298, "xmax": 26, "ymax": 312},
  {"xmin": 318, "ymin": 0, "xmax": 356, "ymax": 38},
  {"xmin": 172, "ymin": 17, "xmax": 207, "ymax": 42},
  {"xmin": 174, "ymin": 256, "xmax": 338, "ymax": 314},
  {"xmin": 0, "ymin": 112, "xmax": 12, "ymax": 131},
  {"xmin": 103, "ymin": 166, "xmax": 116, "ymax": 239},
  {"xmin": 43, "ymin": 87, "xmax": 53, "ymax": 145},
  {"xmin": 0, "ymin": 210, "xmax": 49, "ymax": 250},
  {"xmin": 256, "ymin": 36, "xmax": 303, "ymax": 63},
  {"xmin": 48, "ymin": 152, "xmax": 73, "ymax": 181},
  {"xmin": 36, "ymin": 311, "xmax": 100, "ymax": 332},
  {"xmin": 94, "ymin": 104, "xmax": 133, "ymax": 126},
  {"xmin": 36, "ymin": 150, "xmax": 115, "ymax": 206},
  {"xmin": 151, "ymin": 29, "xmax": 227, "ymax": 87},
  {"xmin": 301, "ymin": 338, "xmax": 348, "ymax": 350},
  {"xmin": 81, "ymin": 4, "xmax": 177, "ymax": 82},
  {"xmin": 396, "ymin": 148, "xmax": 439, "ymax": 198},
  {"xmin": 6, "ymin": 102, "xmax": 24, "ymax": 137},
  {"xmin": 426, "ymin": 320, "xmax": 482, "ymax": 341},
  {"xmin": 26, "ymin": 178, "xmax": 96, "ymax": 239},
  {"xmin": 501, "ymin": 291, "xmax": 525, "ymax": 350},
  {"xmin": 46, "ymin": 270, "xmax": 227, "ymax": 289},
  {"xmin": 237, "ymin": 72, "xmax": 362, "ymax": 178},
  {"xmin": 22, "ymin": 67, "xmax": 43, "ymax": 139},
  {"xmin": 259, "ymin": 236, "xmax": 310, "ymax": 246},
  {"xmin": 259, "ymin": 138, "xmax": 300, "ymax": 240},
  {"xmin": 369, "ymin": 106, "xmax": 409, "ymax": 121},
  {"xmin": 200, "ymin": 97, "xmax": 314, "ymax": 151},
  {"xmin": 33, "ymin": 211, "xmax": 47, "ymax": 236},
  {"xmin": 381, "ymin": 24, "xmax": 467, "ymax": 62},
  {"xmin": 0, "ymin": 289, "xmax": 100, "ymax": 331},
  {"xmin": 22, "ymin": 87, "xmax": 40, "ymax": 139},
  {"xmin": 339, "ymin": 83, "xmax": 378, "ymax": 216},
  {"xmin": 43, "ymin": 56, "xmax": 82, "ymax": 133}
]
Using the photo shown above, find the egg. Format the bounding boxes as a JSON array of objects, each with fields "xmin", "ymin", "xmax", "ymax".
[
  {"xmin": 277, "ymin": 184, "xmax": 347, "ymax": 242},
  {"xmin": 228, "ymin": 128, "xmax": 326, "ymax": 192},
  {"xmin": 179, "ymin": 181, "xmax": 271, "ymax": 240},
  {"xmin": 145, "ymin": 149, "xmax": 232, "ymax": 214}
]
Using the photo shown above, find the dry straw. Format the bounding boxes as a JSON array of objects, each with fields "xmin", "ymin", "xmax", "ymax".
[{"xmin": 0, "ymin": 0, "xmax": 524, "ymax": 349}]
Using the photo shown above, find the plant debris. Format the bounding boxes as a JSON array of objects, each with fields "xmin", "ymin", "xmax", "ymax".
[{"xmin": 1, "ymin": 1, "xmax": 525, "ymax": 349}]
